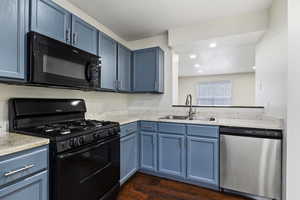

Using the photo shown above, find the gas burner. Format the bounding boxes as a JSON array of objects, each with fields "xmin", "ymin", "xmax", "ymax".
[
  {"xmin": 36, "ymin": 124, "xmax": 72, "ymax": 135},
  {"xmin": 86, "ymin": 120, "xmax": 103, "ymax": 128},
  {"xmin": 70, "ymin": 120, "xmax": 88, "ymax": 127},
  {"xmin": 60, "ymin": 129, "xmax": 71, "ymax": 135}
]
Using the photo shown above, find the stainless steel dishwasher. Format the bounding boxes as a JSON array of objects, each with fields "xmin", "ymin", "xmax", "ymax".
[{"xmin": 220, "ymin": 127, "xmax": 282, "ymax": 200}]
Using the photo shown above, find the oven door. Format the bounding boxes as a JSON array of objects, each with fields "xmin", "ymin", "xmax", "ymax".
[
  {"xmin": 54, "ymin": 136, "xmax": 120, "ymax": 200},
  {"xmin": 29, "ymin": 32, "xmax": 100, "ymax": 89}
]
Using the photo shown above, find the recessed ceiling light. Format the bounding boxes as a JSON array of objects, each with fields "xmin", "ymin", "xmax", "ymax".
[
  {"xmin": 253, "ymin": 66, "xmax": 256, "ymax": 70},
  {"xmin": 194, "ymin": 64, "xmax": 201, "ymax": 68},
  {"xmin": 198, "ymin": 69, "xmax": 203, "ymax": 73},
  {"xmin": 209, "ymin": 43, "xmax": 217, "ymax": 48},
  {"xmin": 189, "ymin": 54, "xmax": 197, "ymax": 59}
]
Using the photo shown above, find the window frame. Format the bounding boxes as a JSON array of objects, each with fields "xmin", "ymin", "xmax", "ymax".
[{"xmin": 196, "ymin": 80, "xmax": 232, "ymax": 106}]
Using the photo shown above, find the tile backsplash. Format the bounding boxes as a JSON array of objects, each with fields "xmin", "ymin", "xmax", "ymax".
[
  {"xmin": 0, "ymin": 83, "xmax": 129, "ymax": 133},
  {"xmin": 0, "ymin": 83, "xmax": 282, "ymax": 135}
]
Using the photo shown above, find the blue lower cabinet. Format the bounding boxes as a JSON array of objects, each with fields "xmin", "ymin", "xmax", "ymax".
[
  {"xmin": 187, "ymin": 136, "xmax": 219, "ymax": 186},
  {"xmin": 140, "ymin": 131, "xmax": 157, "ymax": 172},
  {"xmin": 158, "ymin": 134, "xmax": 185, "ymax": 178},
  {"xmin": 0, "ymin": 170, "xmax": 48, "ymax": 200},
  {"xmin": 120, "ymin": 133, "xmax": 138, "ymax": 185}
]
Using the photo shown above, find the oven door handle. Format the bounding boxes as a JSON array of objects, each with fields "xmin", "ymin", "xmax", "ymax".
[
  {"xmin": 85, "ymin": 63, "xmax": 92, "ymax": 82},
  {"xmin": 58, "ymin": 136, "xmax": 119, "ymax": 159}
]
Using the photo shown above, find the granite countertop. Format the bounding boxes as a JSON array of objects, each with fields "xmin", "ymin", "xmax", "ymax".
[
  {"xmin": 0, "ymin": 133, "xmax": 50, "ymax": 157},
  {"xmin": 103, "ymin": 114, "xmax": 283, "ymax": 130}
]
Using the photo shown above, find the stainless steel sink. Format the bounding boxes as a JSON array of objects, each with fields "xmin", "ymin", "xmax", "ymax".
[
  {"xmin": 160, "ymin": 115, "xmax": 189, "ymax": 120},
  {"xmin": 160, "ymin": 115, "xmax": 216, "ymax": 121}
]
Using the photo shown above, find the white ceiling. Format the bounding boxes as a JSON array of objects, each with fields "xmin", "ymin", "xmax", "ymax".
[
  {"xmin": 68, "ymin": 0, "xmax": 272, "ymax": 41},
  {"xmin": 176, "ymin": 32, "xmax": 264, "ymax": 77}
]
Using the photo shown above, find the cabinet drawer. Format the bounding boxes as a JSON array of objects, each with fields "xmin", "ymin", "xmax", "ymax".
[
  {"xmin": 140, "ymin": 121, "xmax": 157, "ymax": 132},
  {"xmin": 158, "ymin": 122, "xmax": 186, "ymax": 135},
  {"xmin": 187, "ymin": 125, "xmax": 219, "ymax": 138},
  {"xmin": 0, "ymin": 146, "xmax": 48, "ymax": 187},
  {"xmin": 120, "ymin": 122, "xmax": 138, "ymax": 137}
]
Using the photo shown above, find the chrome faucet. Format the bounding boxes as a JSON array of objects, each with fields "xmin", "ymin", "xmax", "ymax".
[{"xmin": 185, "ymin": 94, "xmax": 195, "ymax": 120}]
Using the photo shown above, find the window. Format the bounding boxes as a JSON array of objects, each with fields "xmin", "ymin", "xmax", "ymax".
[{"xmin": 197, "ymin": 81, "xmax": 232, "ymax": 105}]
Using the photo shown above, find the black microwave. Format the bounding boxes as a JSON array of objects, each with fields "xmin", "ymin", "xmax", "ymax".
[{"xmin": 28, "ymin": 32, "xmax": 101, "ymax": 89}]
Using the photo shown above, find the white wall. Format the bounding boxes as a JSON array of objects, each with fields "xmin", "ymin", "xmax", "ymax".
[
  {"xmin": 172, "ymin": 53, "xmax": 179, "ymax": 105},
  {"xmin": 168, "ymin": 10, "xmax": 269, "ymax": 48},
  {"xmin": 255, "ymin": 0, "xmax": 287, "ymax": 118},
  {"xmin": 287, "ymin": 0, "xmax": 300, "ymax": 199},
  {"xmin": 178, "ymin": 73, "xmax": 256, "ymax": 106},
  {"xmin": 126, "ymin": 34, "xmax": 174, "ymax": 110},
  {"xmin": 255, "ymin": 0, "xmax": 287, "ymax": 199}
]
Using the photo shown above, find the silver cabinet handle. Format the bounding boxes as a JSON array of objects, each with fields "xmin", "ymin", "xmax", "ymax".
[
  {"xmin": 118, "ymin": 81, "xmax": 122, "ymax": 90},
  {"xmin": 143, "ymin": 126, "xmax": 153, "ymax": 129},
  {"xmin": 4, "ymin": 164, "xmax": 35, "ymax": 177},
  {"xmin": 72, "ymin": 33, "xmax": 78, "ymax": 45},
  {"xmin": 126, "ymin": 128, "xmax": 135, "ymax": 133},
  {"xmin": 66, "ymin": 28, "xmax": 70, "ymax": 43},
  {"xmin": 114, "ymin": 80, "xmax": 118, "ymax": 89}
]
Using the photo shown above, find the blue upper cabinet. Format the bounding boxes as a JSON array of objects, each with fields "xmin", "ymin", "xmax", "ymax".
[
  {"xmin": 71, "ymin": 15, "xmax": 98, "ymax": 55},
  {"xmin": 30, "ymin": 0, "xmax": 71, "ymax": 43},
  {"xmin": 99, "ymin": 32, "xmax": 117, "ymax": 90},
  {"xmin": 187, "ymin": 136, "xmax": 219, "ymax": 187},
  {"xmin": 157, "ymin": 48, "xmax": 164, "ymax": 93},
  {"xmin": 132, "ymin": 47, "xmax": 164, "ymax": 93},
  {"xmin": 0, "ymin": 0, "xmax": 28, "ymax": 79},
  {"xmin": 117, "ymin": 44, "xmax": 132, "ymax": 92},
  {"xmin": 158, "ymin": 134, "xmax": 185, "ymax": 178}
]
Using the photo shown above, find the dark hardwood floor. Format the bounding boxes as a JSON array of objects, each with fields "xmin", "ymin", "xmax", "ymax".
[{"xmin": 117, "ymin": 173, "xmax": 251, "ymax": 200}]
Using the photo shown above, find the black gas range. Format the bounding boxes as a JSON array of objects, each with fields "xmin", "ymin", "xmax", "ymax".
[{"xmin": 9, "ymin": 98, "xmax": 120, "ymax": 200}]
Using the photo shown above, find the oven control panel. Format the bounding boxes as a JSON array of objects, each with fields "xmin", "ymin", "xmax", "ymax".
[{"xmin": 56, "ymin": 126, "xmax": 120, "ymax": 153}]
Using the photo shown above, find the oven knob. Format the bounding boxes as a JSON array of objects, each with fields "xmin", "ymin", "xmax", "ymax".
[
  {"xmin": 79, "ymin": 137, "xmax": 84, "ymax": 145},
  {"xmin": 69, "ymin": 139, "xmax": 75, "ymax": 147},
  {"xmin": 114, "ymin": 127, "xmax": 120, "ymax": 134},
  {"xmin": 93, "ymin": 134, "xmax": 98, "ymax": 140},
  {"xmin": 73, "ymin": 138, "xmax": 79, "ymax": 147}
]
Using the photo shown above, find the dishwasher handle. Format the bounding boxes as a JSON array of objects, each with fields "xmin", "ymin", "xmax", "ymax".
[{"xmin": 220, "ymin": 126, "xmax": 282, "ymax": 139}]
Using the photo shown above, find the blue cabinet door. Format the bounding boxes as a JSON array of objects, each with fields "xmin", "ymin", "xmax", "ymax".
[
  {"xmin": 132, "ymin": 48, "xmax": 156, "ymax": 92},
  {"xmin": 0, "ymin": 171, "xmax": 48, "ymax": 200},
  {"xmin": 0, "ymin": 0, "xmax": 28, "ymax": 79},
  {"xmin": 117, "ymin": 44, "xmax": 132, "ymax": 92},
  {"xmin": 187, "ymin": 136, "xmax": 219, "ymax": 186},
  {"xmin": 158, "ymin": 134, "xmax": 185, "ymax": 178},
  {"xmin": 71, "ymin": 15, "xmax": 98, "ymax": 54},
  {"xmin": 157, "ymin": 48, "xmax": 164, "ymax": 93},
  {"xmin": 31, "ymin": 0, "xmax": 71, "ymax": 43},
  {"xmin": 120, "ymin": 133, "xmax": 138, "ymax": 185},
  {"xmin": 132, "ymin": 47, "xmax": 164, "ymax": 93},
  {"xmin": 99, "ymin": 32, "xmax": 117, "ymax": 90},
  {"xmin": 140, "ymin": 131, "xmax": 157, "ymax": 172}
]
